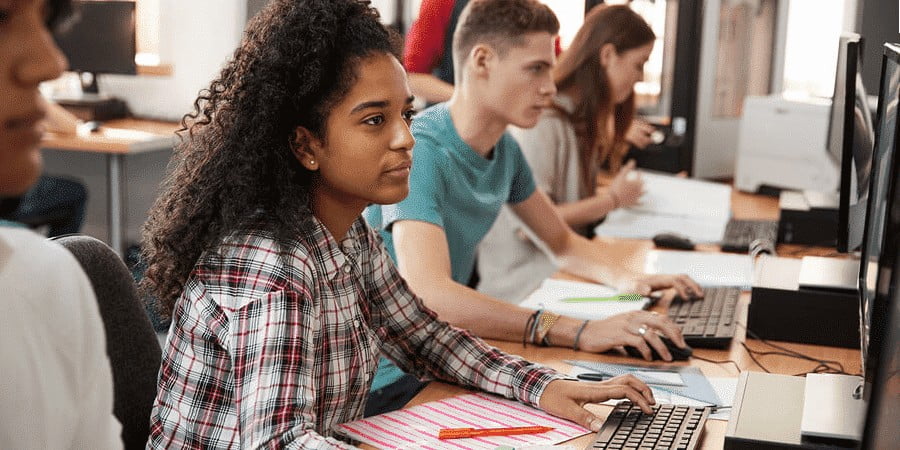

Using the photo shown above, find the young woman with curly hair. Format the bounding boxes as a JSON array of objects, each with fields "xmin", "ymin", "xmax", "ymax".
[
  {"xmin": 142, "ymin": 0, "xmax": 656, "ymax": 447},
  {"xmin": 479, "ymin": 5, "xmax": 659, "ymax": 302}
]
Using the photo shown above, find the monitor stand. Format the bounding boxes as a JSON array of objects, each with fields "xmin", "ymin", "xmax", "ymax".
[
  {"xmin": 800, "ymin": 374, "xmax": 865, "ymax": 442},
  {"xmin": 52, "ymin": 71, "xmax": 130, "ymax": 121}
]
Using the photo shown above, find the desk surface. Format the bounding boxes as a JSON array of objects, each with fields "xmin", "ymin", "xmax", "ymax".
[
  {"xmin": 367, "ymin": 189, "xmax": 859, "ymax": 450},
  {"xmin": 41, "ymin": 118, "xmax": 179, "ymax": 154}
]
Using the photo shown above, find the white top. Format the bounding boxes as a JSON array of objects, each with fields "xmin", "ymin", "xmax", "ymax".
[
  {"xmin": 478, "ymin": 96, "xmax": 588, "ymax": 302},
  {"xmin": 0, "ymin": 227, "xmax": 122, "ymax": 450}
]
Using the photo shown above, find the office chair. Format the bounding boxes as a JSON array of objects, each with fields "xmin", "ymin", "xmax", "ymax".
[{"xmin": 53, "ymin": 235, "xmax": 161, "ymax": 450}]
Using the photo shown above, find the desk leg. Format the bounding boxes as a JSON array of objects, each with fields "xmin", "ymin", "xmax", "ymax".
[{"xmin": 107, "ymin": 154, "xmax": 125, "ymax": 256}]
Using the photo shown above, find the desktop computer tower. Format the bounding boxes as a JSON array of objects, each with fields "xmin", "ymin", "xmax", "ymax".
[
  {"xmin": 777, "ymin": 191, "xmax": 839, "ymax": 247},
  {"xmin": 55, "ymin": 96, "xmax": 130, "ymax": 122},
  {"xmin": 725, "ymin": 372, "xmax": 860, "ymax": 449},
  {"xmin": 748, "ymin": 256, "xmax": 859, "ymax": 348}
]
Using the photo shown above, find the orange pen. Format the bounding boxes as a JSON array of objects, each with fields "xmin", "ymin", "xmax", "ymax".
[{"xmin": 437, "ymin": 425, "xmax": 555, "ymax": 439}]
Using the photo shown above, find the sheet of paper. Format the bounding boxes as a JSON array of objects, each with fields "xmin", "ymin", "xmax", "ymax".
[
  {"xmin": 644, "ymin": 250, "xmax": 753, "ymax": 288},
  {"xmin": 518, "ymin": 279, "xmax": 649, "ymax": 321},
  {"xmin": 570, "ymin": 365, "xmax": 739, "ymax": 421},
  {"xmin": 335, "ymin": 393, "xmax": 589, "ymax": 449},
  {"xmin": 595, "ymin": 209, "xmax": 729, "ymax": 243},
  {"xmin": 629, "ymin": 172, "xmax": 732, "ymax": 219}
]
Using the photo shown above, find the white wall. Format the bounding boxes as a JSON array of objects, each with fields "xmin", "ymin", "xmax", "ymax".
[
  {"xmin": 102, "ymin": 0, "xmax": 247, "ymax": 121},
  {"xmin": 43, "ymin": 1, "xmax": 249, "ymax": 247}
]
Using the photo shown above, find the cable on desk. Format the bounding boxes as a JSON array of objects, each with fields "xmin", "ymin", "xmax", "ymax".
[
  {"xmin": 690, "ymin": 354, "xmax": 743, "ymax": 375},
  {"xmin": 738, "ymin": 323, "xmax": 856, "ymax": 376}
]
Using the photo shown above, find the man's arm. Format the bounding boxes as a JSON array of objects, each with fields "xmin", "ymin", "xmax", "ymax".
[
  {"xmin": 407, "ymin": 73, "xmax": 454, "ymax": 104},
  {"xmin": 391, "ymin": 219, "xmax": 545, "ymax": 340},
  {"xmin": 510, "ymin": 189, "xmax": 701, "ymax": 299}
]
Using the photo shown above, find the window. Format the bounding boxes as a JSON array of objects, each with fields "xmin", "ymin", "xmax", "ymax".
[{"xmin": 782, "ymin": 0, "xmax": 849, "ymax": 99}]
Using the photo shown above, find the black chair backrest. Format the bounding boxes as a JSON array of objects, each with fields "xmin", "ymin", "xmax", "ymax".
[{"xmin": 53, "ymin": 235, "xmax": 161, "ymax": 450}]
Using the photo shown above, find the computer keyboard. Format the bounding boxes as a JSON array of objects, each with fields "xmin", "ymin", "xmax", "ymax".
[
  {"xmin": 585, "ymin": 402, "xmax": 709, "ymax": 450},
  {"xmin": 720, "ymin": 219, "xmax": 778, "ymax": 253},
  {"xmin": 668, "ymin": 286, "xmax": 740, "ymax": 348}
]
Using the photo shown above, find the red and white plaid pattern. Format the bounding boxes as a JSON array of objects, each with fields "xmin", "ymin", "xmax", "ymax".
[{"xmin": 148, "ymin": 217, "xmax": 562, "ymax": 449}]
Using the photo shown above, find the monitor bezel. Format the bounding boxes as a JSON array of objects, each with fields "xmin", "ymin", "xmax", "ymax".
[
  {"xmin": 857, "ymin": 42, "xmax": 900, "ymax": 399},
  {"xmin": 835, "ymin": 33, "xmax": 864, "ymax": 253}
]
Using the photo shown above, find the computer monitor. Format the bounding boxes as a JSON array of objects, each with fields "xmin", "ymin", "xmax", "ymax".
[
  {"xmin": 53, "ymin": 0, "xmax": 136, "ymax": 94},
  {"xmin": 857, "ymin": 42, "xmax": 900, "ymax": 401},
  {"xmin": 830, "ymin": 33, "xmax": 876, "ymax": 253},
  {"xmin": 859, "ymin": 240, "xmax": 899, "ymax": 449}
]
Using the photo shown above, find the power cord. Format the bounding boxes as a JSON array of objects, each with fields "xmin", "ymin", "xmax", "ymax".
[
  {"xmin": 738, "ymin": 322, "xmax": 858, "ymax": 376},
  {"xmin": 690, "ymin": 354, "xmax": 743, "ymax": 375}
]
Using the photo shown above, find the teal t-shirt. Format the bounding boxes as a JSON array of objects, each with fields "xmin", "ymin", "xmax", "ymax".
[{"xmin": 364, "ymin": 102, "xmax": 537, "ymax": 284}]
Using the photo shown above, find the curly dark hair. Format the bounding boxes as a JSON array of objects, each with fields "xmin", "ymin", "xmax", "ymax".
[{"xmin": 141, "ymin": 0, "xmax": 401, "ymax": 316}]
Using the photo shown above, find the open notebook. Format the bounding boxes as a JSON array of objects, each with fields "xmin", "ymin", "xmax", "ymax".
[
  {"xmin": 595, "ymin": 172, "xmax": 732, "ymax": 243},
  {"xmin": 336, "ymin": 393, "xmax": 589, "ymax": 449},
  {"xmin": 518, "ymin": 279, "xmax": 650, "ymax": 320}
]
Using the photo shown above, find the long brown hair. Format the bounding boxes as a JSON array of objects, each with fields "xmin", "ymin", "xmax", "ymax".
[{"xmin": 553, "ymin": 5, "xmax": 654, "ymax": 194}]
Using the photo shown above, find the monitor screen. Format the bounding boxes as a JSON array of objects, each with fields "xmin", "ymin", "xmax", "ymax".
[
  {"xmin": 860, "ymin": 241, "xmax": 899, "ymax": 449},
  {"xmin": 858, "ymin": 42, "xmax": 900, "ymax": 397},
  {"xmin": 53, "ymin": 1, "xmax": 136, "ymax": 75},
  {"xmin": 833, "ymin": 33, "xmax": 876, "ymax": 252}
]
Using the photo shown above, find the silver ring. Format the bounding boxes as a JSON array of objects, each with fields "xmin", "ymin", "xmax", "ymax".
[{"xmin": 637, "ymin": 325, "xmax": 648, "ymax": 336}]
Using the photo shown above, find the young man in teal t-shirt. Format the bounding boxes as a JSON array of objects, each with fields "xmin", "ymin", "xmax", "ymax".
[{"xmin": 365, "ymin": 0, "xmax": 701, "ymax": 398}]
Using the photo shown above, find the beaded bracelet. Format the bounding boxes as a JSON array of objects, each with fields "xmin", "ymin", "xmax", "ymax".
[
  {"xmin": 573, "ymin": 319, "xmax": 590, "ymax": 351},
  {"xmin": 534, "ymin": 311, "xmax": 560, "ymax": 346}
]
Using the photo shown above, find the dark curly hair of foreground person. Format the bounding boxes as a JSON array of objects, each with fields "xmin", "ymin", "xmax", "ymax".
[{"xmin": 140, "ymin": 0, "xmax": 401, "ymax": 316}]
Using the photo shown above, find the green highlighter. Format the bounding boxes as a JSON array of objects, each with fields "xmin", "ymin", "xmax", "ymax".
[{"xmin": 561, "ymin": 294, "xmax": 645, "ymax": 303}]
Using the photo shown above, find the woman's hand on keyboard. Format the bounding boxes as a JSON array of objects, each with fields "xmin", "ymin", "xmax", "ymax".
[
  {"xmin": 539, "ymin": 376, "xmax": 655, "ymax": 431},
  {"xmin": 618, "ymin": 273, "xmax": 704, "ymax": 305},
  {"xmin": 578, "ymin": 310, "xmax": 688, "ymax": 361}
]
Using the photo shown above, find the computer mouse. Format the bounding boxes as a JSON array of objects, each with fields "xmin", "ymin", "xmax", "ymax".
[
  {"xmin": 85, "ymin": 121, "xmax": 103, "ymax": 133},
  {"xmin": 652, "ymin": 232, "xmax": 696, "ymax": 250},
  {"xmin": 624, "ymin": 336, "xmax": 693, "ymax": 361}
]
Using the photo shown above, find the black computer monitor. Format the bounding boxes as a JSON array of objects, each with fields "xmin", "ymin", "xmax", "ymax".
[
  {"xmin": 859, "ymin": 239, "xmax": 899, "ymax": 449},
  {"xmin": 53, "ymin": 1, "xmax": 136, "ymax": 93},
  {"xmin": 857, "ymin": 42, "xmax": 900, "ymax": 401},
  {"xmin": 830, "ymin": 33, "xmax": 876, "ymax": 253}
]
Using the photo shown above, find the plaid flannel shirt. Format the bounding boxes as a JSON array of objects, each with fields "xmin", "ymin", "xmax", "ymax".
[{"xmin": 147, "ymin": 216, "xmax": 563, "ymax": 449}]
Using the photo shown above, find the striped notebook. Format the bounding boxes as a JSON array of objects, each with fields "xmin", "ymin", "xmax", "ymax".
[{"xmin": 335, "ymin": 393, "xmax": 589, "ymax": 449}]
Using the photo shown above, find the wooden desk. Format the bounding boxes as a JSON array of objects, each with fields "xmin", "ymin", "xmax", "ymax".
[
  {"xmin": 41, "ymin": 119, "xmax": 179, "ymax": 255},
  {"xmin": 381, "ymin": 189, "xmax": 859, "ymax": 449}
]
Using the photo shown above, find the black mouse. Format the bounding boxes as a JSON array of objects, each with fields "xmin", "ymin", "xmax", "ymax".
[
  {"xmin": 652, "ymin": 232, "xmax": 695, "ymax": 250},
  {"xmin": 624, "ymin": 336, "xmax": 693, "ymax": 361}
]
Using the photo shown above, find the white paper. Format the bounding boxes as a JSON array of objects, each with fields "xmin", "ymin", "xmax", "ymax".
[
  {"xmin": 571, "ymin": 365, "xmax": 739, "ymax": 421},
  {"xmin": 594, "ymin": 172, "xmax": 732, "ymax": 243},
  {"xmin": 595, "ymin": 209, "xmax": 729, "ymax": 243},
  {"xmin": 644, "ymin": 250, "xmax": 754, "ymax": 288},
  {"xmin": 629, "ymin": 172, "xmax": 732, "ymax": 219},
  {"xmin": 518, "ymin": 279, "xmax": 649, "ymax": 321}
]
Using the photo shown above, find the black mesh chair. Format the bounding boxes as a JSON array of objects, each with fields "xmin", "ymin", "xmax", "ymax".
[{"xmin": 53, "ymin": 235, "xmax": 161, "ymax": 450}]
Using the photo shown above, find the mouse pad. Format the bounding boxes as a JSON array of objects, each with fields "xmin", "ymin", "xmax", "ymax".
[{"xmin": 566, "ymin": 360, "xmax": 722, "ymax": 405}]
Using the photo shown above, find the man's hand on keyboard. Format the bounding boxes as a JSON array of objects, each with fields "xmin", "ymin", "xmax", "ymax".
[{"xmin": 538, "ymin": 376, "xmax": 655, "ymax": 432}]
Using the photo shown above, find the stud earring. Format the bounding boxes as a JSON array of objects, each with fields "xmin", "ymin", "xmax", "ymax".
[{"xmin": 310, "ymin": 160, "xmax": 315, "ymax": 165}]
